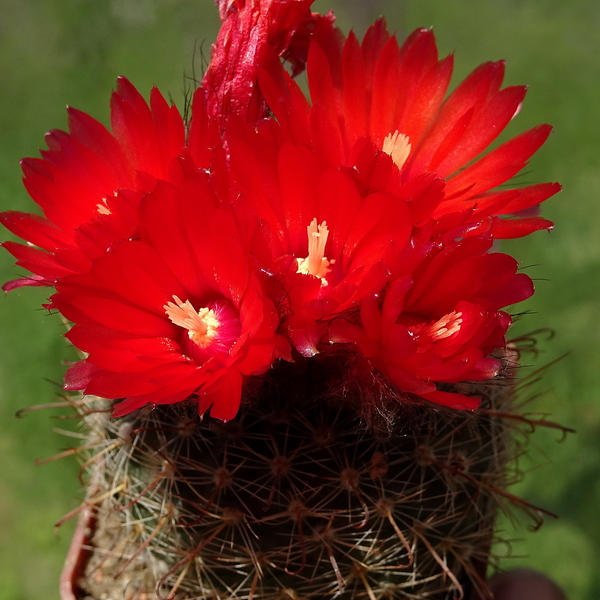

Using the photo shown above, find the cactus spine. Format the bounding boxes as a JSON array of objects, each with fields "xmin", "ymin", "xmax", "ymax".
[{"xmin": 59, "ymin": 349, "xmax": 556, "ymax": 600}]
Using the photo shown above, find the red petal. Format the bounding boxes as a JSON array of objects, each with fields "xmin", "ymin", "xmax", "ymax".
[
  {"xmin": 361, "ymin": 19, "xmax": 391, "ymax": 73},
  {"xmin": 276, "ymin": 142, "xmax": 321, "ymax": 251},
  {"xmin": 2, "ymin": 274, "xmax": 52, "ymax": 292},
  {"xmin": 489, "ymin": 216, "xmax": 554, "ymax": 239},
  {"xmin": 204, "ymin": 0, "xmax": 314, "ymax": 127},
  {"xmin": 316, "ymin": 170, "xmax": 361, "ymax": 259},
  {"xmin": 67, "ymin": 106, "xmax": 135, "ymax": 185},
  {"xmin": 370, "ymin": 36, "xmax": 401, "ymax": 144},
  {"xmin": 60, "ymin": 294, "xmax": 176, "ymax": 337},
  {"xmin": 343, "ymin": 192, "xmax": 412, "ymax": 272},
  {"xmin": 342, "ymin": 32, "xmax": 368, "ymax": 142},
  {"xmin": 1, "ymin": 241, "xmax": 72, "ymax": 280},
  {"xmin": 199, "ymin": 368, "xmax": 243, "ymax": 422},
  {"xmin": 0, "ymin": 211, "xmax": 72, "ymax": 250},
  {"xmin": 309, "ymin": 104, "xmax": 344, "ymax": 165},
  {"xmin": 399, "ymin": 54, "xmax": 454, "ymax": 148},
  {"xmin": 107, "ymin": 77, "xmax": 187, "ymax": 183},
  {"xmin": 444, "ymin": 125, "xmax": 553, "ymax": 199},
  {"xmin": 421, "ymin": 389, "xmax": 481, "ymax": 410},
  {"xmin": 408, "ymin": 60, "xmax": 506, "ymax": 176},
  {"xmin": 501, "ymin": 182, "xmax": 561, "ymax": 214},
  {"xmin": 140, "ymin": 181, "xmax": 211, "ymax": 299},
  {"xmin": 435, "ymin": 85, "xmax": 527, "ymax": 177},
  {"xmin": 90, "ymin": 242, "xmax": 185, "ymax": 314},
  {"xmin": 149, "ymin": 87, "xmax": 186, "ymax": 167},
  {"xmin": 307, "ymin": 39, "xmax": 338, "ymax": 116},
  {"xmin": 64, "ymin": 360, "xmax": 103, "ymax": 391}
]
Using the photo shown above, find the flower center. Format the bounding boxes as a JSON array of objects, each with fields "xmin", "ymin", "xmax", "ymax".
[
  {"xmin": 296, "ymin": 218, "xmax": 334, "ymax": 285},
  {"xmin": 164, "ymin": 296, "xmax": 221, "ymax": 348},
  {"xmin": 425, "ymin": 311, "xmax": 463, "ymax": 341},
  {"xmin": 382, "ymin": 131, "xmax": 412, "ymax": 170}
]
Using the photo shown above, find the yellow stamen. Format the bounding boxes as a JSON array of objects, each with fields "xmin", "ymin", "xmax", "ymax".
[
  {"xmin": 164, "ymin": 296, "xmax": 220, "ymax": 348},
  {"xmin": 427, "ymin": 311, "xmax": 463, "ymax": 341},
  {"xmin": 96, "ymin": 197, "xmax": 111, "ymax": 215},
  {"xmin": 382, "ymin": 131, "xmax": 412, "ymax": 170},
  {"xmin": 296, "ymin": 218, "xmax": 334, "ymax": 284}
]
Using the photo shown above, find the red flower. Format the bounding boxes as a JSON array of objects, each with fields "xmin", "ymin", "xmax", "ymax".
[
  {"xmin": 329, "ymin": 237, "xmax": 533, "ymax": 409},
  {"xmin": 203, "ymin": 0, "xmax": 333, "ymax": 128},
  {"xmin": 2, "ymin": 1, "xmax": 559, "ymax": 418},
  {"xmin": 53, "ymin": 177, "xmax": 287, "ymax": 420},
  {"xmin": 256, "ymin": 19, "xmax": 560, "ymax": 238},
  {"xmin": 1, "ymin": 78, "xmax": 220, "ymax": 293},
  {"xmin": 226, "ymin": 119, "xmax": 446, "ymax": 355}
]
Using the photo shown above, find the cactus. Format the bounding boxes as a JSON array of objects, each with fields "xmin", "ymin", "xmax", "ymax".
[
  {"xmin": 1, "ymin": 2, "xmax": 565, "ymax": 600},
  {"xmin": 56, "ymin": 347, "xmax": 563, "ymax": 600}
]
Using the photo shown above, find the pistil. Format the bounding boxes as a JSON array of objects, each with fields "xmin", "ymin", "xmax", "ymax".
[{"xmin": 296, "ymin": 218, "xmax": 334, "ymax": 284}]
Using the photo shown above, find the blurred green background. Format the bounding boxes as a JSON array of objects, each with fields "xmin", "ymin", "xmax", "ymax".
[{"xmin": 0, "ymin": 0, "xmax": 598, "ymax": 598}]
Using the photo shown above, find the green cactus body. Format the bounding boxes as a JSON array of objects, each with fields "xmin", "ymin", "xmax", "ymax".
[{"xmin": 61, "ymin": 351, "xmax": 549, "ymax": 600}]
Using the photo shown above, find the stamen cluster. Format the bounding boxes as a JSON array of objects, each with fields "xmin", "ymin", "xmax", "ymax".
[{"xmin": 1, "ymin": 0, "xmax": 559, "ymax": 420}]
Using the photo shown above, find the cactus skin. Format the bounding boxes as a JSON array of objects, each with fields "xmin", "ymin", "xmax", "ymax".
[{"xmin": 68, "ymin": 350, "xmax": 542, "ymax": 600}]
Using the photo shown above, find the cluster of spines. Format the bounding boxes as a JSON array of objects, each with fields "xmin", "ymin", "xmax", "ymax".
[
  {"xmin": 38, "ymin": 342, "xmax": 573, "ymax": 600},
  {"xmin": 47, "ymin": 349, "xmax": 567, "ymax": 600}
]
